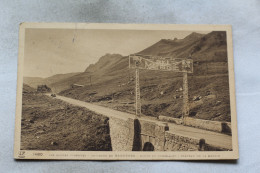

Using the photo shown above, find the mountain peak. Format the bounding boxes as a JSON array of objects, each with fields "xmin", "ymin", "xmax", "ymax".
[
  {"xmin": 85, "ymin": 53, "xmax": 123, "ymax": 73},
  {"xmin": 103, "ymin": 53, "xmax": 122, "ymax": 57},
  {"xmin": 183, "ymin": 32, "xmax": 204, "ymax": 40}
]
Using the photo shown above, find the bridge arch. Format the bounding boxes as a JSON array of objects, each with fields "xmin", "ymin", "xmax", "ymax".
[{"xmin": 143, "ymin": 142, "xmax": 154, "ymax": 151}]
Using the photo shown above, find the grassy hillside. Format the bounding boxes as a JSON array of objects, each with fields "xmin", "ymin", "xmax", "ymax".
[{"xmin": 58, "ymin": 31, "xmax": 231, "ymax": 122}]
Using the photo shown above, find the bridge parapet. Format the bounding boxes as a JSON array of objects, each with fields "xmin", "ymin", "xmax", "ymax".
[
  {"xmin": 164, "ymin": 131, "xmax": 201, "ymax": 151},
  {"xmin": 108, "ymin": 116, "xmax": 168, "ymax": 151},
  {"xmin": 108, "ymin": 115, "xmax": 229, "ymax": 151}
]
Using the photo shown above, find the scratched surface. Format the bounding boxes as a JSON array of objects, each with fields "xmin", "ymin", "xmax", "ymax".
[{"xmin": 0, "ymin": 0, "xmax": 260, "ymax": 172}]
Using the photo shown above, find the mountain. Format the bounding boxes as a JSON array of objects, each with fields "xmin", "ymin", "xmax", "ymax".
[
  {"xmin": 138, "ymin": 31, "xmax": 227, "ymax": 62},
  {"xmin": 85, "ymin": 54, "xmax": 124, "ymax": 74},
  {"xmin": 23, "ymin": 31, "xmax": 231, "ymax": 121},
  {"xmin": 24, "ymin": 72, "xmax": 80, "ymax": 91},
  {"xmin": 138, "ymin": 32, "xmax": 205, "ymax": 58},
  {"xmin": 137, "ymin": 31, "xmax": 228, "ymax": 75},
  {"xmin": 26, "ymin": 31, "xmax": 228, "ymax": 91},
  {"xmin": 57, "ymin": 31, "xmax": 231, "ymax": 122}
]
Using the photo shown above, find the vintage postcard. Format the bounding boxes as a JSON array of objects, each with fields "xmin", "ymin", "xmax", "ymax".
[{"xmin": 14, "ymin": 23, "xmax": 239, "ymax": 160}]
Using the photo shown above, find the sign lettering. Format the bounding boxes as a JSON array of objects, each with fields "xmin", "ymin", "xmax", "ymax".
[{"xmin": 129, "ymin": 55, "xmax": 193, "ymax": 73}]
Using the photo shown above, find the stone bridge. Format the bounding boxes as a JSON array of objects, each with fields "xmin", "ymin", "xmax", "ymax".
[
  {"xmin": 109, "ymin": 117, "xmax": 167, "ymax": 151},
  {"xmin": 109, "ymin": 117, "xmax": 215, "ymax": 151}
]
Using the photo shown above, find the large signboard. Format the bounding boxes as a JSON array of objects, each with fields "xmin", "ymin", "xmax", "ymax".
[{"xmin": 129, "ymin": 55, "xmax": 193, "ymax": 73}]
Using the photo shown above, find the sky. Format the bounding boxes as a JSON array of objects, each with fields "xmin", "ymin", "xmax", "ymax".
[{"xmin": 24, "ymin": 28, "xmax": 208, "ymax": 78}]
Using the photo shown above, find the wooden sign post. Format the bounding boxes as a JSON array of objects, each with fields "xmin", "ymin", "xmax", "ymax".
[
  {"xmin": 135, "ymin": 68, "xmax": 141, "ymax": 117},
  {"xmin": 182, "ymin": 72, "xmax": 189, "ymax": 119},
  {"xmin": 129, "ymin": 55, "xmax": 193, "ymax": 119}
]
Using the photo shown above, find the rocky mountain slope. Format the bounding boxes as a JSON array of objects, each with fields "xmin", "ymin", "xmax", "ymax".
[
  {"xmin": 57, "ymin": 31, "xmax": 231, "ymax": 122},
  {"xmin": 24, "ymin": 31, "xmax": 231, "ymax": 121}
]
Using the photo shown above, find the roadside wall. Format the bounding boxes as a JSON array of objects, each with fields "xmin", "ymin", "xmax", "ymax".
[
  {"xmin": 164, "ymin": 131, "xmax": 201, "ymax": 151},
  {"xmin": 184, "ymin": 117, "xmax": 232, "ymax": 134},
  {"xmin": 159, "ymin": 115, "xmax": 231, "ymax": 134},
  {"xmin": 164, "ymin": 131, "xmax": 228, "ymax": 151}
]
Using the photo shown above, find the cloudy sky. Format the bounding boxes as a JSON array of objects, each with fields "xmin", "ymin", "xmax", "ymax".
[{"xmin": 24, "ymin": 28, "xmax": 208, "ymax": 78}]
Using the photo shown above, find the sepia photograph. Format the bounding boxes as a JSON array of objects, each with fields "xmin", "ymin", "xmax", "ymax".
[{"xmin": 14, "ymin": 23, "xmax": 238, "ymax": 160}]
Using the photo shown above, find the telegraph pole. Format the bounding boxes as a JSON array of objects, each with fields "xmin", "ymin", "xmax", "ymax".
[
  {"xmin": 135, "ymin": 68, "xmax": 141, "ymax": 117},
  {"xmin": 182, "ymin": 72, "xmax": 189, "ymax": 124}
]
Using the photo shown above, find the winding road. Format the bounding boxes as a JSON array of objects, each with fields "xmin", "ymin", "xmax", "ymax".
[{"xmin": 47, "ymin": 94, "xmax": 232, "ymax": 150}]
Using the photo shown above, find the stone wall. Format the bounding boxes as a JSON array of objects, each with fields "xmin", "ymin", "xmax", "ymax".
[
  {"xmin": 139, "ymin": 120, "xmax": 167, "ymax": 151},
  {"xmin": 159, "ymin": 115, "xmax": 231, "ymax": 134},
  {"xmin": 108, "ymin": 116, "xmax": 230, "ymax": 151},
  {"xmin": 184, "ymin": 117, "xmax": 232, "ymax": 134},
  {"xmin": 108, "ymin": 117, "xmax": 168, "ymax": 151},
  {"xmin": 164, "ymin": 131, "xmax": 201, "ymax": 151},
  {"xmin": 108, "ymin": 117, "xmax": 134, "ymax": 151},
  {"xmin": 164, "ymin": 131, "xmax": 228, "ymax": 151}
]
